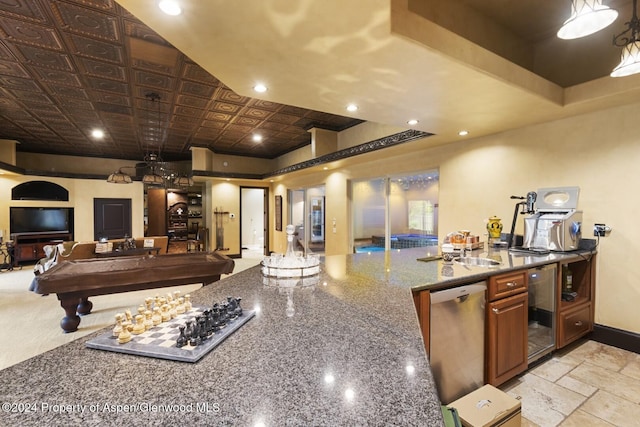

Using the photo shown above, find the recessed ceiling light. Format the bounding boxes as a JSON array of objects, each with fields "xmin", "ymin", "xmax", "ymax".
[
  {"xmin": 252, "ymin": 134, "xmax": 263, "ymax": 142},
  {"xmin": 91, "ymin": 129, "xmax": 104, "ymax": 138},
  {"xmin": 407, "ymin": 119, "xmax": 418, "ymax": 126},
  {"xmin": 159, "ymin": 0, "xmax": 182, "ymax": 16},
  {"xmin": 253, "ymin": 84, "xmax": 267, "ymax": 93},
  {"xmin": 346, "ymin": 104, "xmax": 358, "ymax": 112},
  {"xmin": 458, "ymin": 130, "xmax": 469, "ymax": 136}
]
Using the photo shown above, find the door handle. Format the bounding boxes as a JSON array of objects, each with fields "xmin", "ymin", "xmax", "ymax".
[
  {"xmin": 506, "ymin": 282, "xmax": 517, "ymax": 287},
  {"xmin": 574, "ymin": 320, "xmax": 583, "ymax": 327},
  {"xmin": 492, "ymin": 308, "xmax": 499, "ymax": 314}
]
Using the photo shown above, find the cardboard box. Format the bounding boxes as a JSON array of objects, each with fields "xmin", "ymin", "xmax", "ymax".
[{"xmin": 447, "ymin": 385, "xmax": 521, "ymax": 427}]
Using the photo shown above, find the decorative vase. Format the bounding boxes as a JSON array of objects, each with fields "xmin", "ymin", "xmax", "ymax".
[{"xmin": 487, "ymin": 216, "xmax": 503, "ymax": 239}]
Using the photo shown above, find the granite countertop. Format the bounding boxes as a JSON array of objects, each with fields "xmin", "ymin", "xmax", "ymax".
[
  {"xmin": 0, "ymin": 247, "xmax": 595, "ymax": 426},
  {"xmin": 0, "ymin": 255, "xmax": 443, "ymax": 426},
  {"xmin": 339, "ymin": 246, "xmax": 595, "ymax": 292}
]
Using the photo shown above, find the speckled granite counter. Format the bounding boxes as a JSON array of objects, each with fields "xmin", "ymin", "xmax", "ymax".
[
  {"xmin": 0, "ymin": 251, "xmax": 444, "ymax": 426},
  {"xmin": 0, "ymin": 247, "xmax": 595, "ymax": 426}
]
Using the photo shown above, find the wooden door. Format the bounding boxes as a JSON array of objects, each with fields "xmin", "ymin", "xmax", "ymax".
[
  {"xmin": 146, "ymin": 188, "xmax": 167, "ymax": 237},
  {"xmin": 487, "ymin": 292, "xmax": 528, "ymax": 386},
  {"xmin": 94, "ymin": 198, "xmax": 132, "ymax": 240}
]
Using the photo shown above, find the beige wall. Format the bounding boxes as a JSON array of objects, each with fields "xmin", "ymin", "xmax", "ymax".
[
  {"xmin": 2, "ymin": 100, "xmax": 638, "ymax": 336},
  {"xmin": 0, "ymin": 176, "xmax": 144, "ymax": 242},
  {"xmin": 273, "ymin": 101, "xmax": 640, "ymax": 335}
]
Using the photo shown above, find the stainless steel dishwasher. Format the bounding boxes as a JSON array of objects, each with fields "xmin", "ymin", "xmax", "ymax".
[{"xmin": 430, "ymin": 282, "xmax": 486, "ymax": 404}]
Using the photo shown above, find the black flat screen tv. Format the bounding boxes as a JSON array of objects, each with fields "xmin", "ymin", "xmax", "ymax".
[{"xmin": 10, "ymin": 207, "xmax": 74, "ymax": 235}]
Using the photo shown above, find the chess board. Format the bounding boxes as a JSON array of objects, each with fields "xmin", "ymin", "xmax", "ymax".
[{"xmin": 86, "ymin": 307, "xmax": 255, "ymax": 363}]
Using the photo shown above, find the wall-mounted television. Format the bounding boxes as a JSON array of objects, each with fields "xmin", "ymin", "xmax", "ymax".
[{"xmin": 10, "ymin": 207, "xmax": 74, "ymax": 235}]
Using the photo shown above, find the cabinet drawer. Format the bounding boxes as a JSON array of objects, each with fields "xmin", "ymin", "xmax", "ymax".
[
  {"xmin": 559, "ymin": 303, "xmax": 593, "ymax": 347},
  {"xmin": 488, "ymin": 271, "xmax": 527, "ymax": 301}
]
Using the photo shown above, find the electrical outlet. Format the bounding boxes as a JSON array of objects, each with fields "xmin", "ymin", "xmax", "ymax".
[{"xmin": 594, "ymin": 223, "xmax": 607, "ymax": 237}]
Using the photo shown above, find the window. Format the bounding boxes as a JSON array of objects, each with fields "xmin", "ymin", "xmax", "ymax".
[{"xmin": 352, "ymin": 171, "xmax": 439, "ymax": 252}]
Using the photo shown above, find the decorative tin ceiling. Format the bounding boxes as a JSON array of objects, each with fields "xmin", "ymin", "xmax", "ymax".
[{"xmin": 0, "ymin": 0, "xmax": 362, "ymax": 161}]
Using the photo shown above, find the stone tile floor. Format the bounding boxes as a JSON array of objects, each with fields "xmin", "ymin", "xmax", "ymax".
[{"xmin": 500, "ymin": 340, "xmax": 640, "ymax": 426}]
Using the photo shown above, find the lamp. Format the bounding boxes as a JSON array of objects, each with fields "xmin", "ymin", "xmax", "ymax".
[
  {"xmin": 173, "ymin": 175, "xmax": 194, "ymax": 187},
  {"xmin": 107, "ymin": 168, "xmax": 132, "ymax": 184},
  {"xmin": 611, "ymin": 0, "xmax": 640, "ymax": 77},
  {"xmin": 141, "ymin": 93, "xmax": 167, "ymax": 185},
  {"xmin": 557, "ymin": 0, "xmax": 618, "ymax": 39}
]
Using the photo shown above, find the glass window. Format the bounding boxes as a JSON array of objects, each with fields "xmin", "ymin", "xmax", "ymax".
[{"xmin": 352, "ymin": 171, "xmax": 438, "ymax": 252}]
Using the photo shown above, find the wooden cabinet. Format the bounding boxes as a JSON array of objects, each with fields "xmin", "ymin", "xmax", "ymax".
[
  {"xmin": 167, "ymin": 190, "xmax": 188, "ymax": 241},
  {"xmin": 487, "ymin": 271, "xmax": 529, "ymax": 386},
  {"xmin": 11, "ymin": 232, "xmax": 72, "ymax": 266},
  {"xmin": 557, "ymin": 256, "xmax": 596, "ymax": 347},
  {"xmin": 412, "ymin": 290, "xmax": 430, "ymax": 356}
]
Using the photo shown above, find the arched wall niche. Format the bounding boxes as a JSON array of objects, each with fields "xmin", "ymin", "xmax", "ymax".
[{"xmin": 11, "ymin": 180, "xmax": 69, "ymax": 201}]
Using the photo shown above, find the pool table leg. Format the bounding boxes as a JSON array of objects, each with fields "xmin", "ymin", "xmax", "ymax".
[
  {"xmin": 77, "ymin": 297, "xmax": 93, "ymax": 315},
  {"xmin": 59, "ymin": 297, "xmax": 81, "ymax": 333}
]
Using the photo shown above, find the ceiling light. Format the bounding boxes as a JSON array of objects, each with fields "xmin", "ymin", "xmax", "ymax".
[
  {"xmin": 159, "ymin": 0, "xmax": 182, "ymax": 16},
  {"xmin": 253, "ymin": 84, "xmax": 267, "ymax": 93},
  {"xmin": 612, "ymin": 0, "xmax": 640, "ymax": 77},
  {"xmin": 557, "ymin": 0, "xmax": 618, "ymax": 39},
  {"xmin": 407, "ymin": 119, "xmax": 418, "ymax": 126},
  {"xmin": 252, "ymin": 134, "xmax": 263, "ymax": 142},
  {"xmin": 346, "ymin": 104, "xmax": 358, "ymax": 112},
  {"xmin": 107, "ymin": 168, "xmax": 132, "ymax": 184},
  {"xmin": 173, "ymin": 175, "xmax": 194, "ymax": 187},
  {"xmin": 458, "ymin": 130, "xmax": 469, "ymax": 136},
  {"xmin": 91, "ymin": 129, "xmax": 104, "ymax": 138}
]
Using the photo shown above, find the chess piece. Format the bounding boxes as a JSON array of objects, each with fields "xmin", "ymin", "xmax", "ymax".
[
  {"xmin": 124, "ymin": 309, "xmax": 132, "ymax": 323},
  {"xmin": 166, "ymin": 292, "xmax": 173, "ymax": 302},
  {"xmin": 117, "ymin": 324, "xmax": 133, "ymax": 344},
  {"xmin": 161, "ymin": 304, "xmax": 171, "ymax": 322},
  {"xmin": 198, "ymin": 316, "xmax": 208, "ymax": 341},
  {"xmin": 184, "ymin": 320, "xmax": 194, "ymax": 340},
  {"xmin": 169, "ymin": 301, "xmax": 177, "ymax": 319},
  {"xmin": 144, "ymin": 310, "xmax": 153, "ymax": 331},
  {"xmin": 189, "ymin": 319, "xmax": 201, "ymax": 346},
  {"xmin": 113, "ymin": 313, "xmax": 124, "ymax": 337},
  {"xmin": 131, "ymin": 314, "xmax": 145, "ymax": 335},
  {"xmin": 152, "ymin": 307, "xmax": 162, "ymax": 326},
  {"xmin": 176, "ymin": 297, "xmax": 186, "ymax": 315},
  {"xmin": 173, "ymin": 290, "xmax": 181, "ymax": 302},
  {"xmin": 137, "ymin": 304, "xmax": 146, "ymax": 317},
  {"xmin": 176, "ymin": 326, "xmax": 187, "ymax": 348},
  {"xmin": 144, "ymin": 297, "xmax": 153, "ymax": 312},
  {"xmin": 184, "ymin": 294, "xmax": 192, "ymax": 312}
]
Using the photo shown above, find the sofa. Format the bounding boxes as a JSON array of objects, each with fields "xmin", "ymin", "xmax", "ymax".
[{"xmin": 34, "ymin": 236, "xmax": 169, "ymax": 275}]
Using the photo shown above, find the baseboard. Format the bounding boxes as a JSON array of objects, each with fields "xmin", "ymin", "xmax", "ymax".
[{"xmin": 591, "ymin": 324, "xmax": 640, "ymax": 354}]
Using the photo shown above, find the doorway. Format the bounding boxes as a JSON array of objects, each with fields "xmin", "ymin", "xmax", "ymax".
[
  {"xmin": 288, "ymin": 186, "xmax": 325, "ymax": 255},
  {"xmin": 240, "ymin": 187, "xmax": 267, "ymax": 258}
]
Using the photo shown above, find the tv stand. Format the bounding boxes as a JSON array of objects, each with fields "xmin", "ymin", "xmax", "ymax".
[{"xmin": 11, "ymin": 232, "xmax": 73, "ymax": 266}]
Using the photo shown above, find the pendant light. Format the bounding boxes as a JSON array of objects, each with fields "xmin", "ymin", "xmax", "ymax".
[
  {"xmin": 141, "ymin": 93, "xmax": 166, "ymax": 185},
  {"xmin": 107, "ymin": 168, "xmax": 132, "ymax": 184},
  {"xmin": 611, "ymin": 0, "xmax": 640, "ymax": 77},
  {"xmin": 557, "ymin": 0, "xmax": 618, "ymax": 39}
]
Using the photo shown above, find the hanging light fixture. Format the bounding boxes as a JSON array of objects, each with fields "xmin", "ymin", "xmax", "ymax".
[
  {"xmin": 611, "ymin": 0, "xmax": 640, "ymax": 77},
  {"xmin": 107, "ymin": 168, "xmax": 132, "ymax": 184},
  {"xmin": 141, "ymin": 93, "xmax": 166, "ymax": 185},
  {"xmin": 173, "ymin": 175, "xmax": 194, "ymax": 187},
  {"xmin": 557, "ymin": 0, "xmax": 618, "ymax": 39}
]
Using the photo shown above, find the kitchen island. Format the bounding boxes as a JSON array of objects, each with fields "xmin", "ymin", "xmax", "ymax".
[{"xmin": 0, "ymin": 247, "xmax": 595, "ymax": 426}]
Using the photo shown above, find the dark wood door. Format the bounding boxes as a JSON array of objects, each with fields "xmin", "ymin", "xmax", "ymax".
[
  {"xmin": 146, "ymin": 188, "xmax": 167, "ymax": 237},
  {"xmin": 94, "ymin": 198, "xmax": 132, "ymax": 240}
]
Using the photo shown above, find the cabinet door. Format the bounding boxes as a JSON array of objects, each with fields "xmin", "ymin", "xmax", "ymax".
[
  {"xmin": 16, "ymin": 244, "xmax": 37, "ymax": 261},
  {"xmin": 487, "ymin": 292, "xmax": 528, "ymax": 386}
]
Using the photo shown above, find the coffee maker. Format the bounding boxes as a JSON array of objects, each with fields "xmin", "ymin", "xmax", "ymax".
[{"xmin": 523, "ymin": 186, "xmax": 582, "ymax": 252}]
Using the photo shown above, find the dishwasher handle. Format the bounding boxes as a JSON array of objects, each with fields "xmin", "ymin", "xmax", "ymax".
[{"xmin": 430, "ymin": 282, "xmax": 487, "ymax": 304}]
